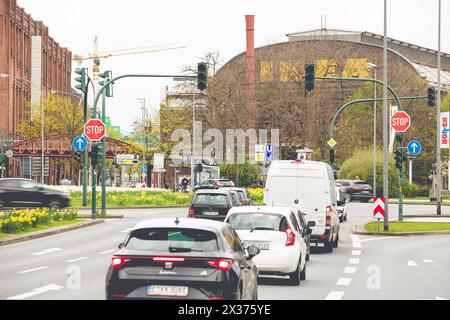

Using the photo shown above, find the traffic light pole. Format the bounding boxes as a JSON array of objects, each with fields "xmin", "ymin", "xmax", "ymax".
[
  {"xmin": 82, "ymin": 78, "xmax": 90, "ymax": 207},
  {"xmin": 91, "ymin": 143, "xmax": 97, "ymax": 219},
  {"xmin": 101, "ymin": 91, "xmax": 107, "ymax": 215}
]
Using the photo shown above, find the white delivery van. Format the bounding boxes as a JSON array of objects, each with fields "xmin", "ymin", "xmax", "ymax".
[{"xmin": 263, "ymin": 160, "xmax": 340, "ymax": 253}]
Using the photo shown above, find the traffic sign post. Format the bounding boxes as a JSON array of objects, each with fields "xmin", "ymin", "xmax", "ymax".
[
  {"xmin": 407, "ymin": 140, "xmax": 422, "ymax": 156},
  {"xmin": 373, "ymin": 197, "xmax": 385, "ymax": 233},
  {"xmin": 72, "ymin": 136, "xmax": 88, "ymax": 152}
]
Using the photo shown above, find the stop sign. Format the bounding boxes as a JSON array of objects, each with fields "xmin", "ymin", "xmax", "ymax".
[
  {"xmin": 391, "ymin": 111, "xmax": 411, "ymax": 133},
  {"xmin": 84, "ymin": 119, "xmax": 106, "ymax": 141}
]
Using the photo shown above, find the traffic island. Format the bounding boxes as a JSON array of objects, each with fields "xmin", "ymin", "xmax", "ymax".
[
  {"xmin": 0, "ymin": 219, "xmax": 104, "ymax": 246},
  {"xmin": 352, "ymin": 220, "xmax": 450, "ymax": 236}
]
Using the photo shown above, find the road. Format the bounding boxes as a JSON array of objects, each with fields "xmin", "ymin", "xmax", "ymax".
[{"xmin": 0, "ymin": 203, "xmax": 449, "ymax": 300}]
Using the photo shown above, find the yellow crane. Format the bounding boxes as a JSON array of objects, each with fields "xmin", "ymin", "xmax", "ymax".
[{"xmin": 73, "ymin": 36, "xmax": 185, "ymax": 95}]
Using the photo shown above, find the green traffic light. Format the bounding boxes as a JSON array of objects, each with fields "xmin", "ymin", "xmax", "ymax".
[
  {"xmin": 197, "ymin": 63, "xmax": 208, "ymax": 91},
  {"xmin": 74, "ymin": 68, "xmax": 87, "ymax": 93}
]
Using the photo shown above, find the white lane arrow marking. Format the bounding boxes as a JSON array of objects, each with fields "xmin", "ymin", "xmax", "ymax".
[
  {"xmin": 325, "ymin": 291, "xmax": 344, "ymax": 300},
  {"xmin": 423, "ymin": 258, "xmax": 435, "ymax": 263},
  {"xmin": 407, "ymin": 260, "xmax": 418, "ymax": 267},
  {"xmin": 31, "ymin": 248, "xmax": 63, "ymax": 256},
  {"xmin": 6, "ymin": 284, "xmax": 64, "ymax": 300}
]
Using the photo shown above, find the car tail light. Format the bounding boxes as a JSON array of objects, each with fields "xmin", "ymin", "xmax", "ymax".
[
  {"xmin": 188, "ymin": 206, "xmax": 195, "ymax": 218},
  {"xmin": 153, "ymin": 257, "xmax": 185, "ymax": 262},
  {"xmin": 111, "ymin": 294, "xmax": 126, "ymax": 298},
  {"xmin": 352, "ymin": 187, "xmax": 362, "ymax": 191},
  {"xmin": 326, "ymin": 205, "xmax": 332, "ymax": 227},
  {"xmin": 112, "ymin": 256, "xmax": 129, "ymax": 269},
  {"xmin": 285, "ymin": 227, "xmax": 296, "ymax": 246},
  {"xmin": 207, "ymin": 259, "xmax": 233, "ymax": 271},
  {"xmin": 211, "ymin": 296, "xmax": 225, "ymax": 300}
]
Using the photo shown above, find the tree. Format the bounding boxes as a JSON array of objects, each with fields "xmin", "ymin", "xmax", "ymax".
[{"xmin": 219, "ymin": 162, "xmax": 260, "ymax": 187}]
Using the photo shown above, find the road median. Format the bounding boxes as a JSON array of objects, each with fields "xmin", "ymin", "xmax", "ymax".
[
  {"xmin": 352, "ymin": 220, "xmax": 450, "ymax": 236},
  {"xmin": 0, "ymin": 219, "xmax": 104, "ymax": 246}
]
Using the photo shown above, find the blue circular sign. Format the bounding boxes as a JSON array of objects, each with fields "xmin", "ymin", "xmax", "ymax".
[
  {"xmin": 407, "ymin": 140, "xmax": 422, "ymax": 156},
  {"xmin": 72, "ymin": 136, "xmax": 88, "ymax": 152}
]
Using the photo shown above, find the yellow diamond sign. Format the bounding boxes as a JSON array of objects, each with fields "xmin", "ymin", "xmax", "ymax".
[{"xmin": 328, "ymin": 139, "xmax": 337, "ymax": 148}]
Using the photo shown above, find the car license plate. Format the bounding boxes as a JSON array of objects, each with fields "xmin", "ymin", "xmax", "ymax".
[
  {"xmin": 146, "ymin": 285, "xmax": 188, "ymax": 297},
  {"xmin": 203, "ymin": 211, "xmax": 219, "ymax": 216},
  {"xmin": 249, "ymin": 241, "xmax": 270, "ymax": 250}
]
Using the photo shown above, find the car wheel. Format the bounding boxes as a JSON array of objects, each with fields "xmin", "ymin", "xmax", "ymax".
[
  {"xmin": 339, "ymin": 216, "xmax": 344, "ymax": 223},
  {"xmin": 344, "ymin": 214, "xmax": 348, "ymax": 221},
  {"xmin": 48, "ymin": 200, "xmax": 62, "ymax": 210},
  {"xmin": 300, "ymin": 262, "xmax": 306, "ymax": 280},
  {"xmin": 306, "ymin": 253, "xmax": 310, "ymax": 261},
  {"xmin": 288, "ymin": 259, "xmax": 301, "ymax": 286},
  {"xmin": 234, "ymin": 286, "xmax": 242, "ymax": 300},
  {"xmin": 324, "ymin": 239, "xmax": 334, "ymax": 253}
]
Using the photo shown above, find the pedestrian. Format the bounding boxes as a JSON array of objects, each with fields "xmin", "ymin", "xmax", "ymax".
[{"xmin": 181, "ymin": 177, "xmax": 189, "ymax": 193}]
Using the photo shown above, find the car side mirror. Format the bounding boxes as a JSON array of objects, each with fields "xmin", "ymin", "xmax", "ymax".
[
  {"xmin": 118, "ymin": 243, "xmax": 124, "ymax": 249},
  {"xmin": 246, "ymin": 246, "xmax": 260, "ymax": 260},
  {"xmin": 307, "ymin": 221, "xmax": 316, "ymax": 228},
  {"xmin": 304, "ymin": 228, "xmax": 313, "ymax": 235},
  {"xmin": 337, "ymin": 200, "xmax": 345, "ymax": 206}
]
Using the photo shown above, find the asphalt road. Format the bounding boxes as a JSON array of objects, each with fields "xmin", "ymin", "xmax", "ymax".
[{"xmin": 0, "ymin": 203, "xmax": 449, "ymax": 300}]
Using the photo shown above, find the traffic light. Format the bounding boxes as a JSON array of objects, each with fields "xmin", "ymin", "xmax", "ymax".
[
  {"xmin": 428, "ymin": 87, "xmax": 436, "ymax": 107},
  {"xmin": 74, "ymin": 151, "xmax": 82, "ymax": 162},
  {"xmin": 74, "ymin": 68, "xmax": 88, "ymax": 93},
  {"xmin": 197, "ymin": 62, "xmax": 208, "ymax": 91},
  {"xmin": 394, "ymin": 149, "xmax": 403, "ymax": 171},
  {"xmin": 195, "ymin": 162, "xmax": 203, "ymax": 173},
  {"xmin": 305, "ymin": 64, "xmax": 315, "ymax": 92},
  {"xmin": 396, "ymin": 133, "xmax": 404, "ymax": 145},
  {"xmin": 91, "ymin": 144, "xmax": 99, "ymax": 167},
  {"xmin": 329, "ymin": 148, "xmax": 335, "ymax": 164},
  {"xmin": 98, "ymin": 71, "xmax": 113, "ymax": 97}
]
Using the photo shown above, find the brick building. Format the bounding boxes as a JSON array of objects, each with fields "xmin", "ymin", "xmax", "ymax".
[{"xmin": 0, "ymin": 0, "xmax": 72, "ymax": 147}]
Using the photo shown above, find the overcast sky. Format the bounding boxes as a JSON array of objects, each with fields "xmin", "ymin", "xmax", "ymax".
[{"xmin": 18, "ymin": 0, "xmax": 449, "ymax": 132}]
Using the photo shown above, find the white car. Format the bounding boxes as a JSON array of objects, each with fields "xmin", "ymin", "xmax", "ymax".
[{"xmin": 225, "ymin": 206, "xmax": 312, "ymax": 285}]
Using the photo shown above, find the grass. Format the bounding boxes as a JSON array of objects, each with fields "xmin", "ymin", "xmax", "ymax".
[
  {"xmin": 0, "ymin": 220, "xmax": 82, "ymax": 238},
  {"xmin": 364, "ymin": 221, "xmax": 450, "ymax": 233}
]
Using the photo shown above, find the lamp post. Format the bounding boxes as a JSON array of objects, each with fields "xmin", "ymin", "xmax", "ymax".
[
  {"xmin": 137, "ymin": 98, "xmax": 147, "ymax": 186},
  {"xmin": 368, "ymin": 63, "xmax": 377, "ymax": 198}
]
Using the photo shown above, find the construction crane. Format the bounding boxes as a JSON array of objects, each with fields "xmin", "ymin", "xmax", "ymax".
[{"xmin": 72, "ymin": 36, "xmax": 185, "ymax": 98}]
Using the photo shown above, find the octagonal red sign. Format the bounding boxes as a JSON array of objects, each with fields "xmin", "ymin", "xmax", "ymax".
[
  {"xmin": 84, "ymin": 119, "xmax": 106, "ymax": 141},
  {"xmin": 391, "ymin": 111, "xmax": 411, "ymax": 133}
]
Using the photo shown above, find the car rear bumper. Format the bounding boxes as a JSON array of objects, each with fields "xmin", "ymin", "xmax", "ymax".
[
  {"xmin": 310, "ymin": 229, "xmax": 332, "ymax": 244},
  {"xmin": 253, "ymin": 248, "xmax": 300, "ymax": 274}
]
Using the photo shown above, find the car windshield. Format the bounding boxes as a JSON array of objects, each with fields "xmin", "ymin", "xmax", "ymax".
[
  {"xmin": 227, "ymin": 213, "xmax": 289, "ymax": 231},
  {"xmin": 355, "ymin": 182, "xmax": 371, "ymax": 188},
  {"xmin": 193, "ymin": 194, "xmax": 229, "ymax": 206},
  {"xmin": 20, "ymin": 180, "xmax": 41, "ymax": 189},
  {"xmin": 125, "ymin": 228, "xmax": 219, "ymax": 252},
  {"xmin": 200, "ymin": 180, "xmax": 215, "ymax": 186}
]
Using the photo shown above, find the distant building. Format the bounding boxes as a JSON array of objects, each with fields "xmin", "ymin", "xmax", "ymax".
[{"xmin": 0, "ymin": 0, "xmax": 73, "ymax": 146}]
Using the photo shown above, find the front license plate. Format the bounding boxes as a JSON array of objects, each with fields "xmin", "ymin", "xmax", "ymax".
[
  {"xmin": 147, "ymin": 285, "xmax": 189, "ymax": 297},
  {"xmin": 203, "ymin": 211, "xmax": 219, "ymax": 216}
]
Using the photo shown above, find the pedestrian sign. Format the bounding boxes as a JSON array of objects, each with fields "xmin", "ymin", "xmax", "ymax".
[
  {"xmin": 407, "ymin": 140, "xmax": 422, "ymax": 156},
  {"xmin": 72, "ymin": 136, "xmax": 88, "ymax": 152}
]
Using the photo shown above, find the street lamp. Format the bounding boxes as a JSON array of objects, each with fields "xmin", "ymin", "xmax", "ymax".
[
  {"xmin": 367, "ymin": 63, "xmax": 377, "ymax": 198},
  {"xmin": 137, "ymin": 98, "xmax": 148, "ymax": 186}
]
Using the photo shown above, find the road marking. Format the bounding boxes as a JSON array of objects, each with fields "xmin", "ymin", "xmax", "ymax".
[
  {"xmin": 344, "ymin": 267, "xmax": 357, "ymax": 274},
  {"xmin": 351, "ymin": 250, "xmax": 361, "ymax": 256},
  {"xmin": 423, "ymin": 258, "xmax": 435, "ymax": 263},
  {"xmin": 407, "ymin": 260, "xmax": 418, "ymax": 267},
  {"xmin": 360, "ymin": 237, "xmax": 398, "ymax": 243},
  {"xmin": 100, "ymin": 249, "xmax": 116, "ymax": 255},
  {"xmin": 120, "ymin": 228, "xmax": 132, "ymax": 233},
  {"xmin": 6, "ymin": 284, "xmax": 63, "ymax": 300},
  {"xmin": 325, "ymin": 291, "xmax": 344, "ymax": 300},
  {"xmin": 350, "ymin": 235, "xmax": 361, "ymax": 248},
  {"xmin": 31, "ymin": 248, "xmax": 63, "ymax": 256},
  {"xmin": 436, "ymin": 296, "xmax": 448, "ymax": 300},
  {"xmin": 349, "ymin": 258, "xmax": 360, "ymax": 265},
  {"xmin": 18, "ymin": 266, "xmax": 48, "ymax": 274},
  {"xmin": 66, "ymin": 257, "xmax": 87, "ymax": 263},
  {"xmin": 336, "ymin": 278, "xmax": 352, "ymax": 286}
]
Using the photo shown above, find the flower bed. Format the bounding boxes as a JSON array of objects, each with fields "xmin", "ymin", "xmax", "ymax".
[
  {"xmin": 0, "ymin": 208, "xmax": 78, "ymax": 234},
  {"xmin": 248, "ymin": 188, "xmax": 264, "ymax": 204}
]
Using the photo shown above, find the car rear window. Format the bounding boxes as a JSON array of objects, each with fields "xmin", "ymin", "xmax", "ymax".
[
  {"xmin": 227, "ymin": 213, "xmax": 289, "ymax": 231},
  {"xmin": 354, "ymin": 182, "xmax": 371, "ymax": 188},
  {"xmin": 193, "ymin": 194, "xmax": 229, "ymax": 206},
  {"xmin": 125, "ymin": 228, "xmax": 219, "ymax": 252}
]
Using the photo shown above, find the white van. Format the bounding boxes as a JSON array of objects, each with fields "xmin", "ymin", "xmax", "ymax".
[{"xmin": 263, "ymin": 160, "xmax": 340, "ymax": 253}]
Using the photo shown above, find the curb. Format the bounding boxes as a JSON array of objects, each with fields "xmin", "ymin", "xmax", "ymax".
[
  {"xmin": 76, "ymin": 215, "xmax": 124, "ymax": 219},
  {"xmin": 352, "ymin": 224, "xmax": 450, "ymax": 236},
  {"xmin": 70, "ymin": 205, "xmax": 187, "ymax": 210},
  {"xmin": 0, "ymin": 219, "xmax": 104, "ymax": 246}
]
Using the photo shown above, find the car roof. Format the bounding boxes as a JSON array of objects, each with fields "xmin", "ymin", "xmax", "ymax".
[
  {"xmin": 0, "ymin": 178, "xmax": 32, "ymax": 181},
  {"xmin": 227, "ymin": 205, "xmax": 297, "ymax": 217},
  {"xmin": 132, "ymin": 218, "xmax": 228, "ymax": 232},
  {"xmin": 195, "ymin": 189, "xmax": 231, "ymax": 195}
]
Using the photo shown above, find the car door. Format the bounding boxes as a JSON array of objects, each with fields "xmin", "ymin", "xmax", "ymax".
[
  {"xmin": 228, "ymin": 226, "xmax": 255, "ymax": 300},
  {"xmin": 17, "ymin": 180, "xmax": 45, "ymax": 207},
  {"xmin": 0, "ymin": 180, "xmax": 22, "ymax": 207}
]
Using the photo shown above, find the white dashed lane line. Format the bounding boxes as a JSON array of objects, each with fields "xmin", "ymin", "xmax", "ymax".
[
  {"xmin": 351, "ymin": 250, "xmax": 361, "ymax": 256},
  {"xmin": 325, "ymin": 291, "xmax": 345, "ymax": 300},
  {"xmin": 31, "ymin": 248, "xmax": 63, "ymax": 256},
  {"xmin": 6, "ymin": 284, "xmax": 63, "ymax": 300},
  {"xmin": 100, "ymin": 249, "xmax": 116, "ymax": 255},
  {"xmin": 336, "ymin": 278, "xmax": 352, "ymax": 286},
  {"xmin": 407, "ymin": 260, "xmax": 418, "ymax": 267},
  {"xmin": 18, "ymin": 266, "xmax": 48, "ymax": 274},
  {"xmin": 66, "ymin": 257, "xmax": 88, "ymax": 263},
  {"xmin": 423, "ymin": 258, "xmax": 435, "ymax": 263},
  {"xmin": 348, "ymin": 258, "xmax": 360, "ymax": 265},
  {"xmin": 343, "ymin": 267, "xmax": 357, "ymax": 274}
]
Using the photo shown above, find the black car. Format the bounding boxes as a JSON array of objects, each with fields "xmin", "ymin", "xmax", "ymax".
[
  {"xmin": 188, "ymin": 189, "xmax": 237, "ymax": 221},
  {"xmin": 220, "ymin": 187, "xmax": 252, "ymax": 206},
  {"xmin": 105, "ymin": 218, "xmax": 260, "ymax": 300},
  {"xmin": 336, "ymin": 180, "xmax": 373, "ymax": 202},
  {"xmin": 0, "ymin": 178, "xmax": 69, "ymax": 209}
]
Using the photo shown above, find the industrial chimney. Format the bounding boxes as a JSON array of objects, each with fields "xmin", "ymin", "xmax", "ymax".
[{"xmin": 245, "ymin": 15, "xmax": 256, "ymax": 128}]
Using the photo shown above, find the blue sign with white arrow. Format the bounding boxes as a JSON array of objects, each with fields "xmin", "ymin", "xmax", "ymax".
[
  {"xmin": 141, "ymin": 165, "xmax": 147, "ymax": 173},
  {"xmin": 265, "ymin": 144, "xmax": 274, "ymax": 162},
  {"xmin": 72, "ymin": 136, "xmax": 88, "ymax": 152},
  {"xmin": 407, "ymin": 140, "xmax": 422, "ymax": 156}
]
